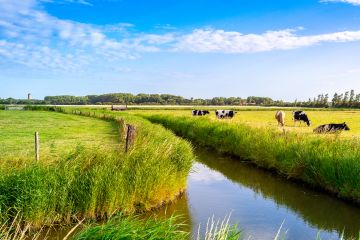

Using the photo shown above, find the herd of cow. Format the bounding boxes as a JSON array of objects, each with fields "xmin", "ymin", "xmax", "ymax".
[{"xmin": 192, "ymin": 109, "xmax": 350, "ymax": 134}]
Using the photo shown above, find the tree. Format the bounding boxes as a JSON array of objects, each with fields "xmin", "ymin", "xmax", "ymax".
[{"xmin": 349, "ymin": 90, "xmax": 355, "ymax": 107}]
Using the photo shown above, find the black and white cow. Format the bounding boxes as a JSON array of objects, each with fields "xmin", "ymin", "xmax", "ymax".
[
  {"xmin": 293, "ymin": 111, "xmax": 311, "ymax": 126},
  {"xmin": 313, "ymin": 123, "xmax": 350, "ymax": 133},
  {"xmin": 192, "ymin": 110, "xmax": 210, "ymax": 116},
  {"xmin": 215, "ymin": 110, "xmax": 237, "ymax": 119}
]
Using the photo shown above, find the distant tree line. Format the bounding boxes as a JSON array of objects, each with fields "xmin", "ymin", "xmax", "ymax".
[
  {"xmin": 289, "ymin": 90, "xmax": 360, "ymax": 108},
  {"xmin": 0, "ymin": 98, "xmax": 45, "ymax": 105},
  {"xmin": 1, "ymin": 90, "xmax": 359, "ymax": 108},
  {"xmin": 42, "ymin": 94, "xmax": 280, "ymax": 106}
]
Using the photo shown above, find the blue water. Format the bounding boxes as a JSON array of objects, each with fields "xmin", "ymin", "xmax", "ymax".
[{"xmin": 157, "ymin": 148, "xmax": 360, "ymax": 240}]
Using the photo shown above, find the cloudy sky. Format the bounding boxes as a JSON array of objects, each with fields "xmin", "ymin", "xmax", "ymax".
[{"xmin": 1, "ymin": 0, "xmax": 360, "ymax": 100}]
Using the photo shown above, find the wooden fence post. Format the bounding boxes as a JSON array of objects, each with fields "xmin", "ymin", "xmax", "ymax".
[
  {"xmin": 35, "ymin": 132, "xmax": 39, "ymax": 162},
  {"xmin": 125, "ymin": 124, "xmax": 136, "ymax": 152}
]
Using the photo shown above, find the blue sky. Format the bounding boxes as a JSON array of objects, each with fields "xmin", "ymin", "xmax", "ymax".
[{"xmin": 1, "ymin": 0, "xmax": 360, "ymax": 101}]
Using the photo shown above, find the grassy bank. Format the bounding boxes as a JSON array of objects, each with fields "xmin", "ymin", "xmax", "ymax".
[
  {"xmin": 143, "ymin": 114, "xmax": 360, "ymax": 203},
  {"xmin": 0, "ymin": 108, "xmax": 193, "ymax": 226}
]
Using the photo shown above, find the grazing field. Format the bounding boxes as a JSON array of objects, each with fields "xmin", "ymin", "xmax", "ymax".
[
  {"xmin": 137, "ymin": 108, "xmax": 360, "ymax": 204},
  {"xmin": 0, "ymin": 108, "xmax": 194, "ymax": 227},
  {"xmin": 0, "ymin": 111, "xmax": 119, "ymax": 163},
  {"xmin": 129, "ymin": 109, "xmax": 360, "ymax": 137}
]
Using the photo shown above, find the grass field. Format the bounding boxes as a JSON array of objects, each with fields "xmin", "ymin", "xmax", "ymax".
[
  {"xmin": 0, "ymin": 111, "xmax": 119, "ymax": 163},
  {"xmin": 0, "ymin": 108, "xmax": 194, "ymax": 226},
  {"xmin": 130, "ymin": 109, "xmax": 360, "ymax": 138}
]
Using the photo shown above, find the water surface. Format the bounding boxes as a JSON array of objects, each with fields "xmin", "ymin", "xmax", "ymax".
[{"xmin": 155, "ymin": 148, "xmax": 360, "ymax": 239}]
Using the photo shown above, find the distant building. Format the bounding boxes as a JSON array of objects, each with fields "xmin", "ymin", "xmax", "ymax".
[
  {"xmin": 28, "ymin": 93, "xmax": 31, "ymax": 100},
  {"xmin": 111, "ymin": 105, "xmax": 127, "ymax": 111}
]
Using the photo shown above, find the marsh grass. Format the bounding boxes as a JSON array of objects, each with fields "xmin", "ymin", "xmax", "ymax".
[
  {"xmin": 73, "ymin": 214, "xmax": 242, "ymax": 240},
  {"xmin": 144, "ymin": 114, "xmax": 360, "ymax": 203},
  {"xmin": 197, "ymin": 215, "xmax": 240, "ymax": 240},
  {"xmin": 72, "ymin": 214, "xmax": 189, "ymax": 240}
]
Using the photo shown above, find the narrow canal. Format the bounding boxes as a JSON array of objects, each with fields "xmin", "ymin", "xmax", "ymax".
[{"xmin": 153, "ymin": 148, "xmax": 360, "ymax": 240}]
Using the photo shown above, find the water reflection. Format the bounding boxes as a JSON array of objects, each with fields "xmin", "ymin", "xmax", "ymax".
[
  {"xmin": 194, "ymin": 148, "xmax": 360, "ymax": 239},
  {"xmin": 156, "ymin": 148, "xmax": 360, "ymax": 239}
]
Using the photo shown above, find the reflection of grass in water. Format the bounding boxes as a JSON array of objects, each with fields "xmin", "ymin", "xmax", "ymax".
[{"xmin": 196, "ymin": 148, "xmax": 360, "ymax": 238}]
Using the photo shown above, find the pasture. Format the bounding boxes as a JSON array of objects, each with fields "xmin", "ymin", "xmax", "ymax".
[
  {"xmin": 130, "ymin": 109, "xmax": 360, "ymax": 137},
  {"xmin": 0, "ymin": 111, "xmax": 119, "ymax": 163}
]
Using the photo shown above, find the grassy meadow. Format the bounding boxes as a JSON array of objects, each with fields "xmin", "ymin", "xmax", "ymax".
[
  {"xmin": 0, "ymin": 111, "xmax": 119, "ymax": 163},
  {"xmin": 0, "ymin": 108, "xmax": 194, "ymax": 228},
  {"xmin": 129, "ymin": 109, "xmax": 360, "ymax": 137}
]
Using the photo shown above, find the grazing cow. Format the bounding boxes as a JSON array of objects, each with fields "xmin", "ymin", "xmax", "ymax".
[
  {"xmin": 215, "ymin": 110, "xmax": 237, "ymax": 119},
  {"xmin": 293, "ymin": 111, "xmax": 311, "ymax": 126},
  {"xmin": 275, "ymin": 111, "xmax": 285, "ymax": 127},
  {"xmin": 192, "ymin": 110, "xmax": 210, "ymax": 116},
  {"xmin": 314, "ymin": 123, "xmax": 350, "ymax": 134}
]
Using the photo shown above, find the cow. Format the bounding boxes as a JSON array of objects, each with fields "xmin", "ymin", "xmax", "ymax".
[
  {"xmin": 192, "ymin": 110, "xmax": 210, "ymax": 116},
  {"xmin": 293, "ymin": 111, "xmax": 311, "ymax": 126},
  {"xmin": 275, "ymin": 111, "xmax": 285, "ymax": 127},
  {"xmin": 313, "ymin": 123, "xmax": 350, "ymax": 134},
  {"xmin": 215, "ymin": 110, "xmax": 237, "ymax": 119}
]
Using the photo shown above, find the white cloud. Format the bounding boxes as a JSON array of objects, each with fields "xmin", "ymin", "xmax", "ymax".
[
  {"xmin": 39, "ymin": 0, "xmax": 93, "ymax": 6},
  {"xmin": 0, "ymin": 0, "xmax": 158, "ymax": 70},
  {"xmin": 190, "ymin": 163, "xmax": 227, "ymax": 183},
  {"xmin": 173, "ymin": 28, "xmax": 360, "ymax": 53},
  {"xmin": 320, "ymin": 0, "xmax": 360, "ymax": 5},
  {"xmin": 0, "ymin": 40, "xmax": 91, "ymax": 70},
  {"xmin": 2, "ymin": 0, "xmax": 360, "ymax": 72}
]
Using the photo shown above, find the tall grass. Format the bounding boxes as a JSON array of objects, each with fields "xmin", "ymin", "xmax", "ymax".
[
  {"xmin": 0, "ymin": 107, "xmax": 194, "ymax": 226},
  {"xmin": 73, "ymin": 214, "xmax": 242, "ymax": 240},
  {"xmin": 144, "ymin": 114, "xmax": 360, "ymax": 203},
  {"xmin": 72, "ymin": 214, "xmax": 189, "ymax": 240},
  {"xmin": 197, "ymin": 215, "xmax": 240, "ymax": 240}
]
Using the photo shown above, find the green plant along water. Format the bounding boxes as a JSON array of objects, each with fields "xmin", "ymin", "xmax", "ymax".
[
  {"xmin": 143, "ymin": 114, "xmax": 360, "ymax": 204},
  {"xmin": 0, "ymin": 108, "xmax": 194, "ymax": 226},
  {"xmin": 141, "ymin": 148, "xmax": 360, "ymax": 240}
]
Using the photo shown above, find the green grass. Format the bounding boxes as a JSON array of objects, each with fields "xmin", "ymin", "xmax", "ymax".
[
  {"xmin": 130, "ymin": 109, "xmax": 360, "ymax": 137},
  {"xmin": 0, "ymin": 108, "xmax": 194, "ymax": 226},
  {"xmin": 73, "ymin": 214, "xmax": 241, "ymax": 240},
  {"xmin": 142, "ymin": 112, "xmax": 360, "ymax": 203},
  {"xmin": 73, "ymin": 214, "xmax": 189, "ymax": 240},
  {"xmin": 0, "ymin": 111, "xmax": 118, "ymax": 163}
]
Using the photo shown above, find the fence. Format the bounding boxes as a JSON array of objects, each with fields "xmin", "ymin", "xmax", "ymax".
[{"xmin": 32, "ymin": 110, "xmax": 137, "ymax": 161}]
